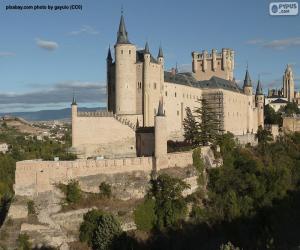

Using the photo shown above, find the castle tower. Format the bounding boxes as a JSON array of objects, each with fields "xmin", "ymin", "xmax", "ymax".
[
  {"xmin": 114, "ymin": 13, "xmax": 137, "ymax": 115},
  {"xmin": 255, "ymin": 79, "xmax": 264, "ymax": 128},
  {"xmin": 71, "ymin": 95, "xmax": 77, "ymax": 147},
  {"xmin": 155, "ymin": 99, "xmax": 167, "ymax": 169},
  {"xmin": 143, "ymin": 42, "xmax": 151, "ymax": 126},
  {"xmin": 283, "ymin": 64, "xmax": 295, "ymax": 102},
  {"xmin": 191, "ymin": 48, "xmax": 234, "ymax": 81},
  {"xmin": 106, "ymin": 46, "xmax": 114, "ymax": 112},
  {"xmin": 243, "ymin": 68, "xmax": 253, "ymax": 96},
  {"xmin": 157, "ymin": 46, "xmax": 164, "ymax": 96}
]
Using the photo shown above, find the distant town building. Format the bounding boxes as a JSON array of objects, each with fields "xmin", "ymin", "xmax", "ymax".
[{"xmin": 266, "ymin": 65, "xmax": 299, "ymax": 108}]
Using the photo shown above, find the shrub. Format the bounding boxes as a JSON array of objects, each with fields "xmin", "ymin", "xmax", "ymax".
[
  {"xmin": 134, "ymin": 199, "xmax": 156, "ymax": 231},
  {"xmin": 80, "ymin": 209, "xmax": 122, "ymax": 250},
  {"xmin": 91, "ymin": 213, "xmax": 122, "ymax": 250},
  {"xmin": 79, "ymin": 209, "xmax": 104, "ymax": 246},
  {"xmin": 27, "ymin": 200, "xmax": 35, "ymax": 215},
  {"xmin": 17, "ymin": 233, "xmax": 31, "ymax": 250},
  {"xmin": 99, "ymin": 182, "xmax": 112, "ymax": 198},
  {"xmin": 65, "ymin": 180, "xmax": 81, "ymax": 204},
  {"xmin": 192, "ymin": 147, "xmax": 205, "ymax": 185}
]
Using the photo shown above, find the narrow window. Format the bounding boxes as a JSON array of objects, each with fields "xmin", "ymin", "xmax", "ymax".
[
  {"xmin": 175, "ymin": 92, "xmax": 177, "ymax": 97},
  {"xmin": 129, "ymin": 50, "xmax": 131, "ymax": 54},
  {"xmin": 154, "ymin": 83, "xmax": 157, "ymax": 89},
  {"xmin": 121, "ymin": 50, "xmax": 123, "ymax": 54},
  {"xmin": 165, "ymin": 91, "xmax": 168, "ymax": 96}
]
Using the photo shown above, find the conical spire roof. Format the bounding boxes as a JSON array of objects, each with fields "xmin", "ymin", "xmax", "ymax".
[
  {"xmin": 158, "ymin": 46, "xmax": 163, "ymax": 58},
  {"xmin": 243, "ymin": 69, "xmax": 252, "ymax": 87},
  {"xmin": 117, "ymin": 14, "xmax": 130, "ymax": 44},
  {"xmin": 256, "ymin": 79, "xmax": 263, "ymax": 95},
  {"xmin": 144, "ymin": 42, "xmax": 150, "ymax": 54},
  {"xmin": 157, "ymin": 98, "xmax": 164, "ymax": 116},
  {"xmin": 106, "ymin": 45, "xmax": 112, "ymax": 61},
  {"xmin": 71, "ymin": 94, "xmax": 77, "ymax": 106}
]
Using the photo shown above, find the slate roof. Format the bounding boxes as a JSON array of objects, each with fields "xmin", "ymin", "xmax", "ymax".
[
  {"xmin": 270, "ymin": 98, "xmax": 289, "ymax": 104},
  {"xmin": 117, "ymin": 15, "xmax": 130, "ymax": 44},
  {"xmin": 136, "ymin": 50, "xmax": 158, "ymax": 63},
  {"xmin": 164, "ymin": 72, "xmax": 242, "ymax": 93}
]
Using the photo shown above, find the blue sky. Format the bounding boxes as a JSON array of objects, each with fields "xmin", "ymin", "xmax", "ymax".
[{"xmin": 0, "ymin": 0, "xmax": 299, "ymax": 112}]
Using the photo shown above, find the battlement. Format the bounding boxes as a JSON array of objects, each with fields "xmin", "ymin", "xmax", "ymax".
[
  {"xmin": 77, "ymin": 111, "xmax": 114, "ymax": 117},
  {"xmin": 192, "ymin": 48, "xmax": 234, "ymax": 81}
]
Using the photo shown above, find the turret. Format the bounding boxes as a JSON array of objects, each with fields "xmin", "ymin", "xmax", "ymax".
[
  {"xmin": 107, "ymin": 45, "xmax": 114, "ymax": 112},
  {"xmin": 154, "ymin": 99, "xmax": 167, "ymax": 169},
  {"xmin": 157, "ymin": 46, "xmax": 164, "ymax": 65},
  {"xmin": 71, "ymin": 95, "xmax": 77, "ymax": 147},
  {"xmin": 143, "ymin": 42, "xmax": 151, "ymax": 126},
  {"xmin": 106, "ymin": 45, "xmax": 113, "ymax": 64},
  {"xmin": 243, "ymin": 68, "xmax": 253, "ymax": 95},
  {"xmin": 114, "ymin": 13, "xmax": 137, "ymax": 115},
  {"xmin": 255, "ymin": 79, "xmax": 264, "ymax": 128}
]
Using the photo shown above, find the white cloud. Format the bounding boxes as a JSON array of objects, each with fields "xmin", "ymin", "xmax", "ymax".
[
  {"xmin": 68, "ymin": 25, "xmax": 99, "ymax": 36},
  {"xmin": 246, "ymin": 39, "xmax": 264, "ymax": 45},
  {"xmin": 36, "ymin": 38, "xmax": 59, "ymax": 51},
  {"xmin": 263, "ymin": 37, "xmax": 300, "ymax": 49},
  {"xmin": 0, "ymin": 51, "xmax": 16, "ymax": 57},
  {"xmin": 0, "ymin": 81, "xmax": 106, "ymax": 105}
]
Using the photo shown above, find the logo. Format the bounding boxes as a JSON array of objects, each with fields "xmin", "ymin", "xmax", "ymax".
[{"xmin": 269, "ymin": 2, "xmax": 299, "ymax": 15}]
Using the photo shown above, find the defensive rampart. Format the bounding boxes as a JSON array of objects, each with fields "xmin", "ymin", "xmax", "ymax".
[{"xmin": 14, "ymin": 151, "xmax": 193, "ymax": 197}]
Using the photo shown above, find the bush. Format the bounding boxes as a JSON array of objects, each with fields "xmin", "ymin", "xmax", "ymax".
[
  {"xmin": 17, "ymin": 233, "xmax": 31, "ymax": 250},
  {"xmin": 149, "ymin": 174, "xmax": 190, "ymax": 229},
  {"xmin": 64, "ymin": 180, "xmax": 81, "ymax": 204},
  {"xmin": 80, "ymin": 209, "xmax": 121, "ymax": 250},
  {"xmin": 79, "ymin": 209, "xmax": 104, "ymax": 246},
  {"xmin": 99, "ymin": 182, "xmax": 112, "ymax": 198},
  {"xmin": 134, "ymin": 199, "xmax": 156, "ymax": 231},
  {"xmin": 27, "ymin": 200, "xmax": 35, "ymax": 215},
  {"xmin": 92, "ymin": 213, "xmax": 122, "ymax": 250}
]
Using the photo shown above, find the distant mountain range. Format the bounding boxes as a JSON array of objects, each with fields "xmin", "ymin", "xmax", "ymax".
[{"xmin": 0, "ymin": 107, "xmax": 105, "ymax": 121}]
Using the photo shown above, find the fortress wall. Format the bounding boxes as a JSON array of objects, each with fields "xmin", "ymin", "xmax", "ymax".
[
  {"xmin": 14, "ymin": 151, "xmax": 194, "ymax": 197},
  {"xmin": 222, "ymin": 89, "xmax": 251, "ymax": 135},
  {"xmin": 73, "ymin": 116, "xmax": 136, "ymax": 158},
  {"xmin": 164, "ymin": 82, "xmax": 202, "ymax": 140}
]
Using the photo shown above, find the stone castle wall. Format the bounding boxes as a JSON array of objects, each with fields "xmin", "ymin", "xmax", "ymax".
[
  {"xmin": 72, "ymin": 115, "xmax": 136, "ymax": 158},
  {"xmin": 14, "ymin": 151, "xmax": 193, "ymax": 197}
]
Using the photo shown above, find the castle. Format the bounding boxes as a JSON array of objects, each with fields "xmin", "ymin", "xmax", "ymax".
[{"xmin": 71, "ymin": 14, "xmax": 264, "ymax": 158}]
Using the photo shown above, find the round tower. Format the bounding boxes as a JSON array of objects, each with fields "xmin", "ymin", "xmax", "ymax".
[
  {"xmin": 243, "ymin": 68, "xmax": 253, "ymax": 96},
  {"xmin": 143, "ymin": 42, "xmax": 151, "ymax": 126},
  {"xmin": 114, "ymin": 14, "xmax": 137, "ymax": 115},
  {"xmin": 71, "ymin": 96, "xmax": 77, "ymax": 147},
  {"xmin": 255, "ymin": 79, "xmax": 264, "ymax": 128},
  {"xmin": 155, "ymin": 99, "xmax": 167, "ymax": 169},
  {"xmin": 283, "ymin": 64, "xmax": 295, "ymax": 102}
]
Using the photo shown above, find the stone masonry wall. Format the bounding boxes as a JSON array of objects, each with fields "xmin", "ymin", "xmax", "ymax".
[{"xmin": 14, "ymin": 151, "xmax": 193, "ymax": 197}]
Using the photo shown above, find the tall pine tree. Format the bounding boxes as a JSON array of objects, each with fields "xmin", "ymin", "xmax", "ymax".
[{"xmin": 183, "ymin": 107, "xmax": 199, "ymax": 145}]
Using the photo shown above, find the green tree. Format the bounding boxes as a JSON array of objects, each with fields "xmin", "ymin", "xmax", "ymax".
[
  {"xmin": 91, "ymin": 213, "xmax": 122, "ymax": 250},
  {"xmin": 149, "ymin": 174, "xmax": 190, "ymax": 229},
  {"xmin": 194, "ymin": 98, "xmax": 222, "ymax": 146},
  {"xmin": 264, "ymin": 105, "xmax": 282, "ymax": 125},
  {"xmin": 280, "ymin": 102, "xmax": 300, "ymax": 115},
  {"xmin": 256, "ymin": 126, "xmax": 273, "ymax": 154},
  {"xmin": 65, "ymin": 180, "xmax": 81, "ymax": 204},
  {"xmin": 134, "ymin": 198, "xmax": 156, "ymax": 231},
  {"xmin": 79, "ymin": 209, "xmax": 104, "ymax": 246},
  {"xmin": 183, "ymin": 107, "xmax": 199, "ymax": 145},
  {"xmin": 99, "ymin": 182, "xmax": 112, "ymax": 198}
]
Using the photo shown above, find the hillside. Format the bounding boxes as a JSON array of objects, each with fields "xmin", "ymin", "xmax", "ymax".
[{"xmin": 0, "ymin": 107, "xmax": 105, "ymax": 121}]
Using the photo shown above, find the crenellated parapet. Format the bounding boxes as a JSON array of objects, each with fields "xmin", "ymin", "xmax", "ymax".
[{"xmin": 192, "ymin": 48, "xmax": 234, "ymax": 81}]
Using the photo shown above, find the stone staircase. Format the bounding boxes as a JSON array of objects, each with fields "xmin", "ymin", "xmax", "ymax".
[{"xmin": 77, "ymin": 110, "xmax": 137, "ymax": 131}]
